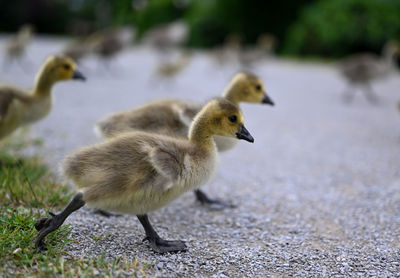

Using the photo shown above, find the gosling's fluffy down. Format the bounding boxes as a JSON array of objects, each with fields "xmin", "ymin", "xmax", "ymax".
[
  {"xmin": 63, "ymin": 131, "xmax": 218, "ymax": 214},
  {"xmin": 339, "ymin": 41, "xmax": 399, "ymax": 103},
  {"xmin": 96, "ymin": 72, "xmax": 273, "ymax": 152},
  {"xmin": 65, "ymin": 98, "xmax": 248, "ymax": 214},
  {"xmin": 95, "ymin": 99, "xmax": 201, "ymax": 139},
  {"xmin": 4, "ymin": 24, "xmax": 34, "ymax": 60},
  {"xmin": 0, "ymin": 55, "xmax": 85, "ymax": 139}
]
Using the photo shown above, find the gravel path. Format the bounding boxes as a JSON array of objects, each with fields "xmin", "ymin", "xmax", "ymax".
[{"xmin": 2, "ymin": 37, "xmax": 400, "ymax": 277}]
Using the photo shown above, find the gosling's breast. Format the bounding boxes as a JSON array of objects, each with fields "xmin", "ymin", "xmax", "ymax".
[
  {"xmin": 22, "ymin": 96, "xmax": 52, "ymax": 124},
  {"xmin": 181, "ymin": 150, "xmax": 219, "ymax": 190},
  {"xmin": 213, "ymin": 135, "xmax": 238, "ymax": 152}
]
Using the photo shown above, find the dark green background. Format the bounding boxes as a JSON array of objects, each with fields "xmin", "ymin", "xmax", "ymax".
[{"xmin": 1, "ymin": 0, "xmax": 399, "ymax": 58}]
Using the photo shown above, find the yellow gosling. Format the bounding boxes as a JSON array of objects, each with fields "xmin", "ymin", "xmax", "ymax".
[
  {"xmin": 0, "ymin": 55, "xmax": 86, "ymax": 140},
  {"xmin": 3, "ymin": 24, "xmax": 34, "ymax": 67}
]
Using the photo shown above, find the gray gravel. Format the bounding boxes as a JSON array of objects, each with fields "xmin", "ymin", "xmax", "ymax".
[{"xmin": 2, "ymin": 36, "xmax": 400, "ymax": 277}]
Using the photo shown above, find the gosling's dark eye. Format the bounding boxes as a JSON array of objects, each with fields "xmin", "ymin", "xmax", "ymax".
[
  {"xmin": 63, "ymin": 64, "xmax": 71, "ymax": 70},
  {"xmin": 228, "ymin": 115, "xmax": 237, "ymax": 123},
  {"xmin": 255, "ymin": 85, "xmax": 262, "ymax": 91}
]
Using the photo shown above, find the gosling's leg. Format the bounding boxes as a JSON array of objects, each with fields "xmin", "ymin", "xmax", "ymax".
[
  {"xmin": 194, "ymin": 189, "xmax": 237, "ymax": 210},
  {"xmin": 2, "ymin": 57, "xmax": 14, "ymax": 72},
  {"xmin": 363, "ymin": 83, "xmax": 379, "ymax": 104},
  {"xmin": 34, "ymin": 193, "xmax": 85, "ymax": 251},
  {"xmin": 342, "ymin": 84, "xmax": 356, "ymax": 103},
  {"xmin": 137, "ymin": 214, "xmax": 187, "ymax": 253}
]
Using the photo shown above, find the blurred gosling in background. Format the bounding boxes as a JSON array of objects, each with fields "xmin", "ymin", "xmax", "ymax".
[
  {"xmin": 3, "ymin": 24, "xmax": 34, "ymax": 71},
  {"xmin": 239, "ymin": 33, "xmax": 277, "ymax": 69},
  {"xmin": 63, "ymin": 38, "xmax": 91, "ymax": 64},
  {"xmin": 89, "ymin": 26, "xmax": 136, "ymax": 70},
  {"xmin": 141, "ymin": 20, "xmax": 188, "ymax": 54},
  {"xmin": 340, "ymin": 40, "xmax": 400, "ymax": 104},
  {"xmin": 0, "ymin": 55, "xmax": 85, "ymax": 140},
  {"xmin": 155, "ymin": 50, "xmax": 191, "ymax": 80},
  {"xmin": 211, "ymin": 34, "xmax": 242, "ymax": 67}
]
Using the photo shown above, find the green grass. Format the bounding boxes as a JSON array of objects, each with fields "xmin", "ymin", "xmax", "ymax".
[
  {"xmin": 0, "ymin": 151, "xmax": 72, "ymax": 209},
  {"xmin": 0, "ymin": 207, "xmax": 153, "ymax": 277},
  {"xmin": 0, "ymin": 135, "xmax": 154, "ymax": 277}
]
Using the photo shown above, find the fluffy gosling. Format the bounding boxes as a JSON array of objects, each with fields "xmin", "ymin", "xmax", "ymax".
[
  {"xmin": 155, "ymin": 51, "xmax": 191, "ymax": 79},
  {"xmin": 340, "ymin": 41, "xmax": 400, "ymax": 104},
  {"xmin": 0, "ymin": 55, "xmax": 86, "ymax": 140},
  {"xmin": 34, "ymin": 98, "xmax": 254, "ymax": 253},
  {"xmin": 3, "ymin": 24, "xmax": 34, "ymax": 70}
]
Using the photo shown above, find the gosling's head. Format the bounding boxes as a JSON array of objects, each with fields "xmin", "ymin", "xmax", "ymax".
[
  {"xmin": 384, "ymin": 40, "xmax": 400, "ymax": 58},
  {"xmin": 201, "ymin": 98, "xmax": 254, "ymax": 143},
  {"xmin": 39, "ymin": 55, "xmax": 86, "ymax": 82},
  {"xmin": 228, "ymin": 72, "xmax": 274, "ymax": 106},
  {"xmin": 20, "ymin": 24, "xmax": 34, "ymax": 35}
]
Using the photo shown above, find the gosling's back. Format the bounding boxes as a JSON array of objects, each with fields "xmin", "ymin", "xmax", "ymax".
[{"xmin": 97, "ymin": 99, "xmax": 201, "ymax": 138}]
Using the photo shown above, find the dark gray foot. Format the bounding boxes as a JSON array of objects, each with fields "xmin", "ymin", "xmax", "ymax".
[
  {"xmin": 34, "ymin": 193, "xmax": 85, "ymax": 251},
  {"xmin": 93, "ymin": 209, "xmax": 122, "ymax": 218},
  {"xmin": 194, "ymin": 189, "xmax": 236, "ymax": 210},
  {"xmin": 137, "ymin": 214, "xmax": 187, "ymax": 253},
  {"xmin": 144, "ymin": 237, "xmax": 187, "ymax": 253},
  {"xmin": 34, "ymin": 212, "xmax": 65, "ymax": 251},
  {"xmin": 364, "ymin": 90, "xmax": 379, "ymax": 105}
]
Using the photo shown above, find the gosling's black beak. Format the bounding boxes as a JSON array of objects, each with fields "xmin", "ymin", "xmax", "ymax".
[
  {"xmin": 236, "ymin": 125, "xmax": 254, "ymax": 143},
  {"xmin": 72, "ymin": 70, "xmax": 86, "ymax": 81},
  {"xmin": 262, "ymin": 93, "xmax": 274, "ymax": 106}
]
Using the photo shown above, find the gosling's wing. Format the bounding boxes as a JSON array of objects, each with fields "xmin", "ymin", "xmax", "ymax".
[
  {"xmin": 0, "ymin": 90, "xmax": 14, "ymax": 119},
  {"xmin": 0, "ymin": 88, "xmax": 32, "ymax": 120},
  {"xmin": 149, "ymin": 145, "xmax": 184, "ymax": 190}
]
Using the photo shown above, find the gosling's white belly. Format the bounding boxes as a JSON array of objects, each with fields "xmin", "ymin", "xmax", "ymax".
[{"xmin": 213, "ymin": 135, "xmax": 238, "ymax": 152}]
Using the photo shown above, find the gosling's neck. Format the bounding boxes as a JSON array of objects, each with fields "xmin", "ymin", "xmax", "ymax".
[
  {"xmin": 33, "ymin": 71, "xmax": 55, "ymax": 97},
  {"xmin": 188, "ymin": 114, "xmax": 216, "ymax": 150},
  {"xmin": 222, "ymin": 80, "xmax": 241, "ymax": 105},
  {"xmin": 382, "ymin": 46, "xmax": 397, "ymax": 70}
]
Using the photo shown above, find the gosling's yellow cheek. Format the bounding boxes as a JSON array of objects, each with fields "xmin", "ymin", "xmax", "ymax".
[{"xmin": 59, "ymin": 69, "xmax": 74, "ymax": 80}]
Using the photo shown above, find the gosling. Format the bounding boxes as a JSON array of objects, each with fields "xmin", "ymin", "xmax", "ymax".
[
  {"xmin": 34, "ymin": 98, "xmax": 254, "ymax": 253},
  {"xmin": 95, "ymin": 72, "xmax": 273, "ymax": 208},
  {"xmin": 3, "ymin": 24, "xmax": 34, "ymax": 71},
  {"xmin": 155, "ymin": 51, "xmax": 191, "ymax": 79},
  {"xmin": 340, "ymin": 41, "xmax": 399, "ymax": 104},
  {"xmin": 0, "ymin": 55, "xmax": 86, "ymax": 140}
]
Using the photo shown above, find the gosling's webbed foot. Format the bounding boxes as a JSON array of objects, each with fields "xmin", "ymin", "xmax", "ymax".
[
  {"xmin": 194, "ymin": 189, "xmax": 237, "ymax": 210},
  {"xmin": 34, "ymin": 193, "xmax": 85, "ymax": 251},
  {"xmin": 137, "ymin": 214, "xmax": 187, "ymax": 253},
  {"xmin": 206, "ymin": 200, "xmax": 237, "ymax": 210},
  {"xmin": 93, "ymin": 209, "xmax": 122, "ymax": 218},
  {"xmin": 144, "ymin": 237, "xmax": 187, "ymax": 253},
  {"xmin": 34, "ymin": 212, "xmax": 64, "ymax": 251}
]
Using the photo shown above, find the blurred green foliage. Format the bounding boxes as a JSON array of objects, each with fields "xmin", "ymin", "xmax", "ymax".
[
  {"xmin": 284, "ymin": 0, "xmax": 400, "ymax": 57},
  {"xmin": 1, "ymin": 0, "xmax": 400, "ymax": 57},
  {"xmin": 185, "ymin": 0, "xmax": 314, "ymax": 48},
  {"xmin": 111, "ymin": 0, "xmax": 185, "ymax": 37}
]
